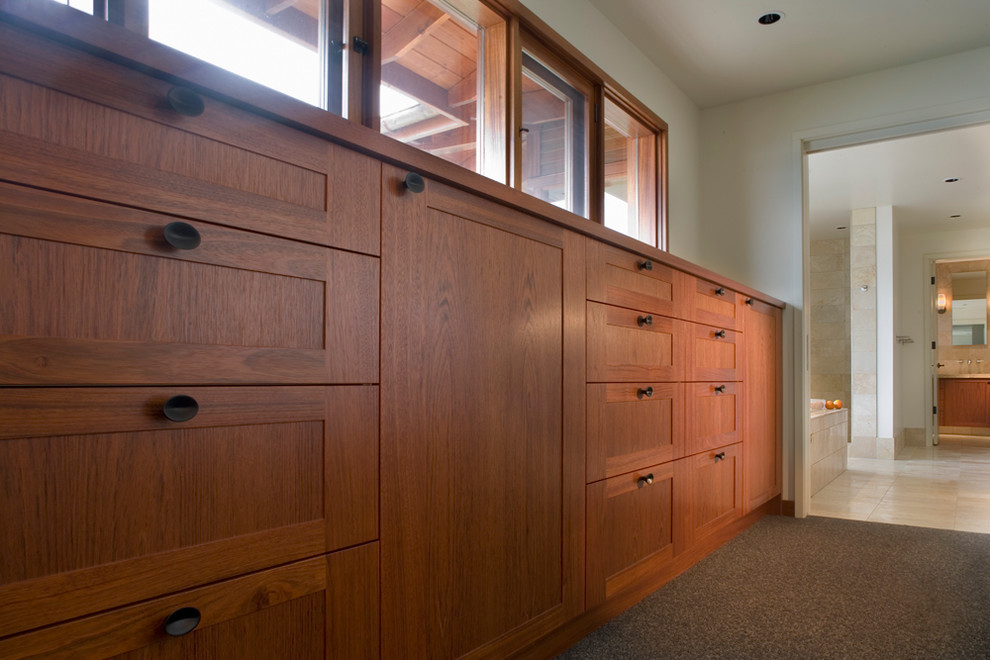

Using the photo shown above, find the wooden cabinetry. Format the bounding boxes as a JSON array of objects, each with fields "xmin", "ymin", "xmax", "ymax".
[
  {"xmin": 743, "ymin": 299, "xmax": 783, "ymax": 511},
  {"xmin": 675, "ymin": 443, "xmax": 743, "ymax": 553},
  {"xmin": 939, "ymin": 379, "xmax": 990, "ymax": 427},
  {"xmin": 379, "ymin": 168, "xmax": 585, "ymax": 658}
]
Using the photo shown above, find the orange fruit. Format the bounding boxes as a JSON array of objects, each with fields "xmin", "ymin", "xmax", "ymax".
[
  {"xmin": 833, "ymin": 400, "xmax": 843, "ymax": 409},
  {"xmin": 825, "ymin": 401, "xmax": 835, "ymax": 409}
]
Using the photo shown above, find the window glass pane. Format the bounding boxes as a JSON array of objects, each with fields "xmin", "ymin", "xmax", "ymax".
[
  {"xmin": 148, "ymin": 0, "xmax": 341, "ymax": 112},
  {"xmin": 380, "ymin": 0, "xmax": 505, "ymax": 180},
  {"xmin": 45, "ymin": 0, "xmax": 94, "ymax": 13},
  {"xmin": 520, "ymin": 52, "xmax": 587, "ymax": 218},
  {"xmin": 603, "ymin": 96, "xmax": 657, "ymax": 244}
]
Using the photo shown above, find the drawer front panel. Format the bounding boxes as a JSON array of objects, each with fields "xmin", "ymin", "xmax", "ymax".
[
  {"xmin": 587, "ymin": 242, "xmax": 687, "ymax": 318},
  {"xmin": 676, "ymin": 444, "xmax": 743, "ymax": 553},
  {"xmin": 0, "ymin": 184, "xmax": 378, "ymax": 384},
  {"xmin": 689, "ymin": 277, "xmax": 743, "ymax": 331},
  {"xmin": 587, "ymin": 302, "xmax": 687, "ymax": 382},
  {"xmin": 587, "ymin": 383, "xmax": 684, "ymax": 481},
  {"xmin": 0, "ymin": 386, "xmax": 378, "ymax": 638},
  {"xmin": 587, "ymin": 462, "xmax": 675, "ymax": 605},
  {"xmin": 686, "ymin": 382, "xmax": 742, "ymax": 455},
  {"xmin": 688, "ymin": 322, "xmax": 740, "ymax": 382}
]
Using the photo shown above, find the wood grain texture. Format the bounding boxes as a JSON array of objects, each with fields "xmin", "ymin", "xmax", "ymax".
[
  {"xmin": 587, "ymin": 302, "xmax": 687, "ymax": 383},
  {"xmin": 742, "ymin": 300, "xmax": 783, "ymax": 511},
  {"xmin": 689, "ymin": 278, "xmax": 743, "ymax": 332},
  {"xmin": 586, "ymin": 462, "xmax": 675, "ymax": 606},
  {"xmin": 0, "ymin": 558, "xmax": 328, "ymax": 660},
  {"xmin": 0, "ymin": 386, "xmax": 377, "ymax": 637},
  {"xmin": 675, "ymin": 443, "xmax": 743, "ymax": 554},
  {"xmin": 685, "ymin": 382, "xmax": 742, "ymax": 455},
  {"xmin": 327, "ymin": 543, "xmax": 380, "ymax": 660},
  {"xmin": 687, "ymin": 322, "xmax": 740, "ymax": 382},
  {"xmin": 586, "ymin": 382, "xmax": 684, "ymax": 481},
  {"xmin": 381, "ymin": 166, "xmax": 581, "ymax": 658},
  {"xmin": 586, "ymin": 240, "xmax": 688, "ymax": 318},
  {"xmin": 939, "ymin": 379, "xmax": 989, "ymax": 427}
]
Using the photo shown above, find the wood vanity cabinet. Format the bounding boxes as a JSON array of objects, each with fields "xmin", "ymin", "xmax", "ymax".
[
  {"xmin": 742, "ymin": 298, "xmax": 783, "ymax": 511},
  {"xmin": 675, "ymin": 443, "xmax": 744, "ymax": 553},
  {"xmin": 939, "ymin": 379, "xmax": 990, "ymax": 427}
]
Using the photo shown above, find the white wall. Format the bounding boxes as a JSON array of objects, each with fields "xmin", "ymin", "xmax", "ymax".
[{"xmin": 518, "ymin": 0, "xmax": 702, "ymax": 260}]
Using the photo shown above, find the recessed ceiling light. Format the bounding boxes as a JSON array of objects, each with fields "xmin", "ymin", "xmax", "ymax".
[
  {"xmin": 944, "ymin": 177, "xmax": 960, "ymax": 183},
  {"xmin": 758, "ymin": 11, "xmax": 784, "ymax": 25}
]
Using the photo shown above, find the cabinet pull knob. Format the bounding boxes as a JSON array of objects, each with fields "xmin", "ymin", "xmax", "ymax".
[
  {"xmin": 403, "ymin": 172, "xmax": 426, "ymax": 193},
  {"xmin": 714, "ymin": 384, "xmax": 726, "ymax": 394},
  {"xmin": 637, "ymin": 315, "xmax": 653, "ymax": 327},
  {"xmin": 352, "ymin": 35, "xmax": 371, "ymax": 55},
  {"xmin": 714, "ymin": 287, "xmax": 726, "ymax": 296},
  {"xmin": 638, "ymin": 386, "xmax": 654, "ymax": 399},
  {"xmin": 166, "ymin": 86, "xmax": 205, "ymax": 117},
  {"xmin": 714, "ymin": 329, "xmax": 726, "ymax": 338},
  {"xmin": 637, "ymin": 473, "xmax": 654, "ymax": 488},
  {"xmin": 162, "ymin": 221, "xmax": 202, "ymax": 250},
  {"xmin": 637, "ymin": 259, "xmax": 653, "ymax": 271},
  {"xmin": 164, "ymin": 606, "xmax": 201, "ymax": 636},
  {"xmin": 714, "ymin": 452, "xmax": 726, "ymax": 462},
  {"xmin": 745, "ymin": 298, "xmax": 754, "ymax": 306},
  {"xmin": 163, "ymin": 395, "xmax": 199, "ymax": 422}
]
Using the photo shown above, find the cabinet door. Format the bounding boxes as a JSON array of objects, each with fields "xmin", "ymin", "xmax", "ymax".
[
  {"xmin": 0, "ymin": 386, "xmax": 377, "ymax": 637},
  {"xmin": 0, "ymin": 28, "xmax": 381, "ymax": 254},
  {"xmin": 587, "ymin": 382, "xmax": 684, "ymax": 481},
  {"xmin": 742, "ymin": 299, "xmax": 782, "ymax": 511},
  {"xmin": 587, "ymin": 463, "xmax": 675, "ymax": 606},
  {"xmin": 587, "ymin": 302, "xmax": 688, "ymax": 382},
  {"xmin": 0, "ymin": 547, "xmax": 379, "ymax": 660},
  {"xmin": 586, "ymin": 241, "xmax": 689, "ymax": 317},
  {"xmin": 686, "ymin": 321, "xmax": 740, "ymax": 382},
  {"xmin": 685, "ymin": 382, "xmax": 743, "ymax": 456},
  {"xmin": 675, "ymin": 444, "xmax": 743, "ymax": 553},
  {"xmin": 380, "ymin": 168, "xmax": 585, "ymax": 658},
  {"xmin": 939, "ymin": 379, "xmax": 989, "ymax": 427},
  {"xmin": 0, "ymin": 183, "xmax": 377, "ymax": 385},
  {"xmin": 688, "ymin": 276, "xmax": 743, "ymax": 331}
]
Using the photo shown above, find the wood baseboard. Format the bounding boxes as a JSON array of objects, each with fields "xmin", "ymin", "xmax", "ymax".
[
  {"xmin": 780, "ymin": 499, "xmax": 795, "ymax": 516},
  {"xmin": 511, "ymin": 500, "xmax": 778, "ymax": 659}
]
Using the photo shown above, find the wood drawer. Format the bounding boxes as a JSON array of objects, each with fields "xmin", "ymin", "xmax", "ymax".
[
  {"xmin": 586, "ymin": 241, "xmax": 688, "ymax": 318},
  {"xmin": 0, "ymin": 183, "xmax": 378, "ymax": 385},
  {"xmin": 587, "ymin": 382, "xmax": 685, "ymax": 482},
  {"xmin": 0, "ymin": 25, "xmax": 380, "ymax": 254},
  {"xmin": 688, "ymin": 276, "xmax": 744, "ymax": 331},
  {"xmin": 685, "ymin": 382, "xmax": 743, "ymax": 455},
  {"xmin": 686, "ymin": 321, "xmax": 740, "ymax": 382},
  {"xmin": 675, "ymin": 443, "xmax": 743, "ymax": 553},
  {"xmin": 587, "ymin": 462, "xmax": 675, "ymax": 606},
  {"xmin": 587, "ymin": 302, "xmax": 688, "ymax": 382},
  {"xmin": 0, "ymin": 544, "xmax": 380, "ymax": 660},
  {"xmin": 0, "ymin": 386, "xmax": 378, "ymax": 638}
]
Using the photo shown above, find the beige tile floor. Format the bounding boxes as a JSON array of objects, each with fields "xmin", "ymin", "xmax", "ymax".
[{"xmin": 810, "ymin": 435, "xmax": 990, "ymax": 533}]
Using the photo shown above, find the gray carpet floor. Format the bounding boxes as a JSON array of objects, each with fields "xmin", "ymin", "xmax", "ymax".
[{"xmin": 558, "ymin": 516, "xmax": 990, "ymax": 659}]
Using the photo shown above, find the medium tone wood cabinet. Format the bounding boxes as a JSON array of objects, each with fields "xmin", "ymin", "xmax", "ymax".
[
  {"xmin": 743, "ymin": 298, "xmax": 783, "ymax": 511},
  {"xmin": 938, "ymin": 378, "xmax": 990, "ymax": 427},
  {"xmin": 675, "ymin": 443, "xmax": 744, "ymax": 553}
]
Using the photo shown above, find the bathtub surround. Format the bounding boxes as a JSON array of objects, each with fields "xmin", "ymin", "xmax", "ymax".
[{"xmin": 810, "ymin": 408, "xmax": 849, "ymax": 494}]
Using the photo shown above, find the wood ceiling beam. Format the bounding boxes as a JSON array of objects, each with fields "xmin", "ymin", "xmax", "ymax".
[
  {"xmin": 382, "ymin": 62, "xmax": 472, "ymax": 124},
  {"xmin": 382, "ymin": 2, "xmax": 450, "ymax": 64}
]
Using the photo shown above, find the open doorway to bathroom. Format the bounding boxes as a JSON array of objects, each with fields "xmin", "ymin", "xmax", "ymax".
[{"xmin": 805, "ymin": 122, "xmax": 990, "ymax": 532}]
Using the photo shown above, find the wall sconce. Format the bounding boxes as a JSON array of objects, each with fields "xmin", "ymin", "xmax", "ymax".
[{"xmin": 937, "ymin": 294, "xmax": 947, "ymax": 314}]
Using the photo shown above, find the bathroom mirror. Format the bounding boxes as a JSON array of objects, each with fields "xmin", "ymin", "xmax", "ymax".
[{"xmin": 951, "ymin": 271, "xmax": 988, "ymax": 346}]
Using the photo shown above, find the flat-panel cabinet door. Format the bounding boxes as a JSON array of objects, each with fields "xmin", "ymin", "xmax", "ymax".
[
  {"xmin": 685, "ymin": 382, "xmax": 742, "ymax": 456},
  {"xmin": 687, "ymin": 321, "xmax": 740, "ymax": 382},
  {"xmin": 0, "ymin": 547, "xmax": 380, "ymax": 660},
  {"xmin": 0, "ymin": 386, "xmax": 378, "ymax": 637},
  {"xmin": 380, "ymin": 167, "xmax": 585, "ymax": 659},
  {"xmin": 586, "ymin": 463, "xmax": 675, "ymax": 606},
  {"xmin": 675, "ymin": 444, "xmax": 743, "ymax": 553},
  {"xmin": 586, "ymin": 241, "xmax": 688, "ymax": 318},
  {"xmin": 587, "ymin": 382, "xmax": 684, "ymax": 481},
  {"xmin": 688, "ymin": 276, "xmax": 743, "ymax": 332},
  {"xmin": 0, "ymin": 183, "xmax": 378, "ymax": 385},
  {"xmin": 742, "ymin": 299, "xmax": 783, "ymax": 511},
  {"xmin": 939, "ymin": 379, "xmax": 989, "ymax": 427},
  {"xmin": 587, "ymin": 303, "xmax": 687, "ymax": 382}
]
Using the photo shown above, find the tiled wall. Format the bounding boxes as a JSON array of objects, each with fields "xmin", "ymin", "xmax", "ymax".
[
  {"xmin": 810, "ymin": 408, "xmax": 849, "ymax": 494},
  {"xmin": 850, "ymin": 209, "xmax": 881, "ymax": 457},
  {"xmin": 810, "ymin": 237, "xmax": 850, "ymax": 408}
]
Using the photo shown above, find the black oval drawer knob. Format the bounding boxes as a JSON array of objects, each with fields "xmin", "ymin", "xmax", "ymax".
[
  {"xmin": 637, "ymin": 315, "xmax": 653, "ymax": 327},
  {"xmin": 637, "ymin": 473, "xmax": 654, "ymax": 488},
  {"xmin": 714, "ymin": 287, "xmax": 726, "ymax": 296},
  {"xmin": 163, "ymin": 395, "xmax": 199, "ymax": 422},
  {"xmin": 745, "ymin": 298, "xmax": 754, "ymax": 306},
  {"xmin": 637, "ymin": 259, "xmax": 653, "ymax": 271},
  {"xmin": 403, "ymin": 172, "xmax": 426, "ymax": 193},
  {"xmin": 714, "ymin": 384, "xmax": 726, "ymax": 394},
  {"xmin": 714, "ymin": 329, "xmax": 726, "ymax": 338},
  {"xmin": 163, "ymin": 222, "xmax": 202, "ymax": 250},
  {"xmin": 166, "ymin": 86, "xmax": 205, "ymax": 117},
  {"xmin": 638, "ymin": 386, "xmax": 654, "ymax": 399},
  {"xmin": 164, "ymin": 606, "xmax": 201, "ymax": 636},
  {"xmin": 714, "ymin": 452, "xmax": 726, "ymax": 462}
]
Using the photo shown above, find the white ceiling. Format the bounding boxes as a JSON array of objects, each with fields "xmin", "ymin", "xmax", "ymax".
[{"xmin": 584, "ymin": 0, "xmax": 990, "ymax": 241}]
